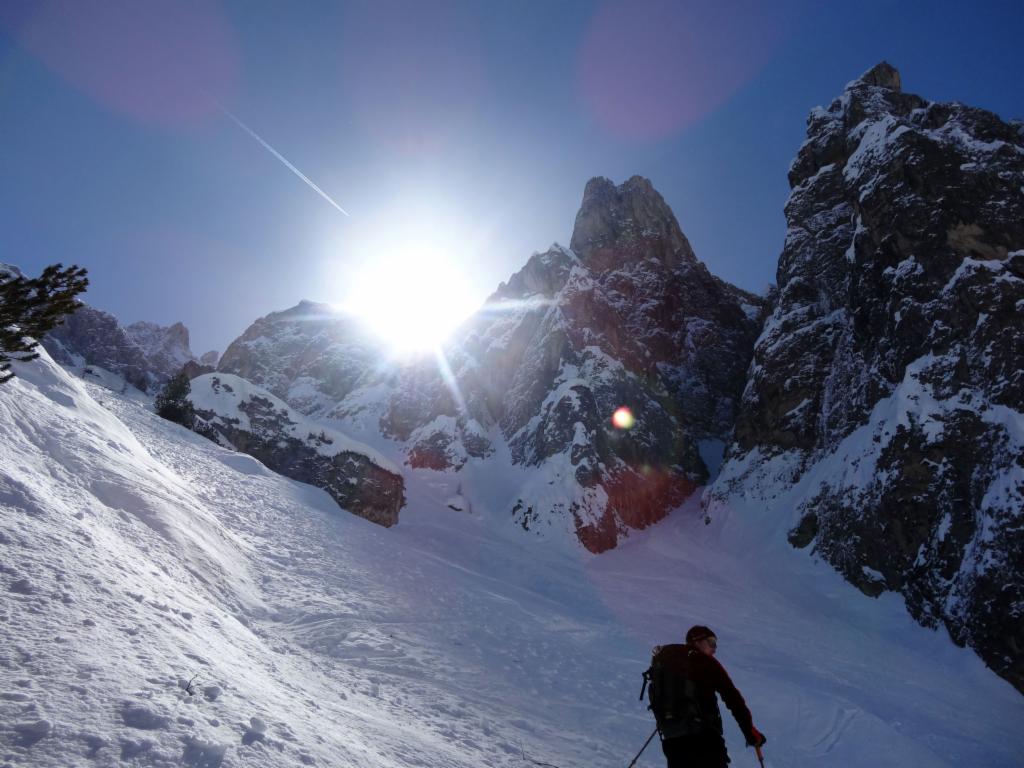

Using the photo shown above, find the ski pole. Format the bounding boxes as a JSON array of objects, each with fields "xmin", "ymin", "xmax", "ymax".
[
  {"xmin": 754, "ymin": 744, "xmax": 766, "ymax": 767},
  {"xmin": 626, "ymin": 727, "xmax": 658, "ymax": 768}
]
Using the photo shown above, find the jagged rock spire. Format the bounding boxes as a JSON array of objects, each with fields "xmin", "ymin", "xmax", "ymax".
[{"xmin": 569, "ymin": 176, "xmax": 696, "ymax": 268}]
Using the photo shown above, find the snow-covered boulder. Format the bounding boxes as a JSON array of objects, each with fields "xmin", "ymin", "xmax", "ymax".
[{"xmin": 190, "ymin": 373, "xmax": 405, "ymax": 527}]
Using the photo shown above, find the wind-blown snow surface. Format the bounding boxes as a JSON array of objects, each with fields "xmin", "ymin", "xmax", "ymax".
[{"xmin": 2, "ymin": 351, "xmax": 1022, "ymax": 767}]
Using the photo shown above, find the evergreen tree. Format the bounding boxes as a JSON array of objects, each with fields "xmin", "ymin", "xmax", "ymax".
[
  {"xmin": 155, "ymin": 371, "xmax": 196, "ymax": 428},
  {"xmin": 1, "ymin": 263, "xmax": 89, "ymax": 383}
]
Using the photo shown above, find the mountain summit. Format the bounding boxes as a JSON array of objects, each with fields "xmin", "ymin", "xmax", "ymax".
[{"xmin": 570, "ymin": 175, "xmax": 697, "ymax": 268}]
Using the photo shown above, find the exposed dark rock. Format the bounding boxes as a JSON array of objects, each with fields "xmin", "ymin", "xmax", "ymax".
[
  {"xmin": 182, "ymin": 360, "xmax": 215, "ymax": 380},
  {"xmin": 42, "ymin": 307, "xmax": 199, "ymax": 391},
  {"xmin": 125, "ymin": 321, "xmax": 194, "ymax": 383},
  {"xmin": 43, "ymin": 305, "xmax": 151, "ymax": 391},
  {"xmin": 570, "ymin": 175, "xmax": 697, "ymax": 268}
]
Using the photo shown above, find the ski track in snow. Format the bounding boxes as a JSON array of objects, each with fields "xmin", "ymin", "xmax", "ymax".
[{"xmin": 1, "ymin": 352, "xmax": 1023, "ymax": 767}]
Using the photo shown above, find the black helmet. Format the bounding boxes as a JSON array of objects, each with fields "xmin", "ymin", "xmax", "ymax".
[{"xmin": 686, "ymin": 625, "xmax": 716, "ymax": 644}]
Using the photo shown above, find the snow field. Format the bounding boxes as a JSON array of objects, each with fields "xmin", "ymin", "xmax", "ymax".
[{"xmin": 2, "ymin": 350, "xmax": 1023, "ymax": 767}]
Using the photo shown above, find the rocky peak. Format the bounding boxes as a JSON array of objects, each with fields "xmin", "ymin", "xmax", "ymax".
[
  {"xmin": 368, "ymin": 176, "xmax": 764, "ymax": 551},
  {"xmin": 199, "ymin": 350, "xmax": 220, "ymax": 367},
  {"xmin": 855, "ymin": 61, "xmax": 901, "ymax": 91},
  {"xmin": 43, "ymin": 310, "xmax": 203, "ymax": 391},
  {"xmin": 213, "ymin": 174, "xmax": 761, "ymax": 553},
  {"xmin": 569, "ymin": 175, "xmax": 696, "ymax": 269},
  {"xmin": 489, "ymin": 245, "xmax": 577, "ymax": 302},
  {"xmin": 789, "ymin": 62, "xmax": 927, "ymax": 188},
  {"xmin": 126, "ymin": 321, "xmax": 191, "ymax": 357},
  {"xmin": 124, "ymin": 320, "xmax": 196, "ymax": 384}
]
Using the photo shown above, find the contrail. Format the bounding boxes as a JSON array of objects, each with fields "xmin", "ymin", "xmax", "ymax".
[{"xmin": 216, "ymin": 104, "xmax": 350, "ymax": 217}]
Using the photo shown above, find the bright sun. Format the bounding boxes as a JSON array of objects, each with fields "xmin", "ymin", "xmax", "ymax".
[
  {"xmin": 345, "ymin": 249, "xmax": 479, "ymax": 354},
  {"xmin": 337, "ymin": 204, "xmax": 484, "ymax": 356}
]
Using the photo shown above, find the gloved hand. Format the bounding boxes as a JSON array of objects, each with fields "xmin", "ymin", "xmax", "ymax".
[{"xmin": 747, "ymin": 726, "xmax": 767, "ymax": 747}]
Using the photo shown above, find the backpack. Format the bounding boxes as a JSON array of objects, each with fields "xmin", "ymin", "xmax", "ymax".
[{"xmin": 640, "ymin": 644, "xmax": 708, "ymax": 739}]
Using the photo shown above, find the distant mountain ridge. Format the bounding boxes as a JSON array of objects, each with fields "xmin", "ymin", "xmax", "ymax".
[
  {"xmin": 42, "ymin": 305, "xmax": 216, "ymax": 392},
  {"xmin": 216, "ymin": 301, "xmax": 378, "ymax": 414}
]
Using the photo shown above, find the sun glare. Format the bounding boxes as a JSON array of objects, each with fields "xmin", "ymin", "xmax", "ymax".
[
  {"xmin": 337, "ymin": 205, "xmax": 484, "ymax": 356},
  {"xmin": 345, "ymin": 251, "xmax": 478, "ymax": 354}
]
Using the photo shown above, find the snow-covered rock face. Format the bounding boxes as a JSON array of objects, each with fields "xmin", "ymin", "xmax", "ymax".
[
  {"xmin": 718, "ymin": 62, "xmax": 1024, "ymax": 692},
  {"xmin": 42, "ymin": 306, "xmax": 199, "ymax": 392},
  {"xmin": 189, "ymin": 373, "xmax": 405, "ymax": 527},
  {"xmin": 217, "ymin": 300, "xmax": 381, "ymax": 416}
]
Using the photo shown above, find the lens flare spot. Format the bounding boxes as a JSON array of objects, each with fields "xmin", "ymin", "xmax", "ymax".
[{"xmin": 611, "ymin": 406, "xmax": 635, "ymax": 430}]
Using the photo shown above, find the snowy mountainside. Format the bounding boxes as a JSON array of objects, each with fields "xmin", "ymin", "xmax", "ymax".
[
  {"xmin": 378, "ymin": 177, "xmax": 763, "ymax": 553},
  {"xmin": 3, "ymin": 349, "xmax": 1023, "ymax": 767},
  {"xmin": 717, "ymin": 62, "xmax": 1024, "ymax": 692}
]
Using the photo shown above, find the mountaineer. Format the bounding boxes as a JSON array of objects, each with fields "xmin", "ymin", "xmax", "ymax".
[{"xmin": 643, "ymin": 625, "xmax": 766, "ymax": 767}]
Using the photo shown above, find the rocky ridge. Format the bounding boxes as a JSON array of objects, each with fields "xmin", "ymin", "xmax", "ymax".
[
  {"xmin": 124, "ymin": 320, "xmax": 195, "ymax": 382},
  {"xmin": 710, "ymin": 62, "xmax": 1024, "ymax": 692},
  {"xmin": 217, "ymin": 301, "xmax": 380, "ymax": 416},
  {"xmin": 42, "ymin": 306, "xmax": 211, "ymax": 392}
]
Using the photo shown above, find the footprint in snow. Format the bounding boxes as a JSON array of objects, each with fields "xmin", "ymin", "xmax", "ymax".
[
  {"xmin": 120, "ymin": 701, "xmax": 170, "ymax": 730},
  {"xmin": 13, "ymin": 719, "xmax": 51, "ymax": 747},
  {"xmin": 182, "ymin": 735, "xmax": 227, "ymax": 767},
  {"xmin": 242, "ymin": 717, "xmax": 267, "ymax": 745}
]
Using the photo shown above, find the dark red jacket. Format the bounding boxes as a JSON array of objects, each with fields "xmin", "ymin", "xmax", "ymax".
[{"xmin": 655, "ymin": 643, "xmax": 756, "ymax": 743}]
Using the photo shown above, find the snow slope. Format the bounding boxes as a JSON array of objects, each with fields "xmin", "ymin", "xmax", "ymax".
[{"xmin": 2, "ymin": 350, "xmax": 1022, "ymax": 767}]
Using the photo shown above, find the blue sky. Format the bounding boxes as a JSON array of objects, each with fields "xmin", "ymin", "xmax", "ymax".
[{"xmin": 2, "ymin": 0, "xmax": 1022, "ymax": 354}]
